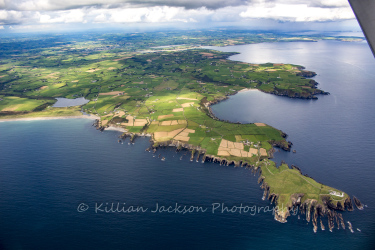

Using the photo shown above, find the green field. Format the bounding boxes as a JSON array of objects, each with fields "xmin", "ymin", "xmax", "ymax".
[
  {"xmin": 260, "ymin": 161, "xmax": 349, "ymax": 219},
  {"xmin": 0, "ymin": 96, "xmax": 55, "ymax": 112},
  {"xmin": 0, "ymin": 106, "xmax": 83, "ymax": 119}
]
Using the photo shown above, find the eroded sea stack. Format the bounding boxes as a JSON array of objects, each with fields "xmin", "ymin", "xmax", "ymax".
[{"xmin": 353, "ymin": 196, "xmax": 364, "ymax": 210}]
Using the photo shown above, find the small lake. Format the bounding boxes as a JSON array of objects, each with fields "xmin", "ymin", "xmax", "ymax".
[{"xmin": 52, "ymin": 97, "xmax": 90, "ymax": 107}]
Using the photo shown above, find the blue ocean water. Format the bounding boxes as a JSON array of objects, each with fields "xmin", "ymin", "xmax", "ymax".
[{"xmin": 0, "ymin": 40, "xmax": 374, "ymax": 249}]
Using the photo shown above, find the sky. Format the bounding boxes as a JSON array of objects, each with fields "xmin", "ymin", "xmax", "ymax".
[{"xmin": 0, "ymin": 0, "xmax": 361, "ymax": 32}]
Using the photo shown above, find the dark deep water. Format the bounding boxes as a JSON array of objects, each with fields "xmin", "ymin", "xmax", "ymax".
[{"xmin": 1, "ymin": 40, "xmax": 375, "ymax": 249}]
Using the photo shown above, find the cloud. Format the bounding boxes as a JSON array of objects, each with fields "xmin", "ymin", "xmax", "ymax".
[
  {"xmin": 240, "ymin": 2, "xmax": 354, "ymax": 22},
  {"xmin": 0, "ymin": 0, "xmax": 357, "ymax": 30},
  {"xmin": 0, "ymin": 10, "xmax": 25, "ymax": 24},
  {"xmin": 89, "ymin": 6, "xmax": 215, "ymax": 23},
  {"xmin": 308, "ymin": 0, "xmax": 350, "ymax": 8},
  {"xmin": 107, "ymin": 6, "xmax": 181, "ymax": 23},
  {"xmin": 39, "ymin": 9, "xmax": 85, "ymax": 23},
  {"xmin": 0, "ymin": 0, "xmax": 250, "ymax": 11},
  {"xmin": 0, "ymin": 25, "xmax": 4, "ymax": 29},
  {"xmin": 256, "ymin": 0, "xmax": 350, "ymax": 8}
]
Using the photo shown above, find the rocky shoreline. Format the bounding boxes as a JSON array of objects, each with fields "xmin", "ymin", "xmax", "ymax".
[
  {"xmin": 259, "ymin": 87, "xmax": 329, "ymax": 100},
  {"xmin": 260, "ymin": 68, "xmax": 329, "ymax": 99},
  {"xmin": 353, "ymin": 196, "xmax": 364, "ymax": 210},
  {"xmin": 258, "ymin": 164, "xmax": 363, "ymax": 232},
  {"xmin": 93, "ymin": 118, "xmax": 364, "ymax": 232},
  {"xmin": 92, "ymin": 87, "xmax": 362, "ymax": 233}
]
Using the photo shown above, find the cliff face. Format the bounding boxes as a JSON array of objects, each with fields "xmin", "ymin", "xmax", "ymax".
[
  {"xmin": 93, "ymin": 119, "xmax": 105, "ymax": 132},
  {"xmin": 274, "ymin": 208, "xmax": 289, "ymax": 223},
  {"xmin": 257, "ymin": 68, "xmax": 329, "ymax": 99},
  {"xmin": 259, "ymin": 88, "xmax": 329, "ymax": 99},
  {"xmin": 353, "ymin": 196, "xmax": 364, "ymax": 210},
  {"xmin": 296, "ymin": 70, "xmax": 317, "ymax": 78},
  {"xmin": 258, "ymin": 173, "xmax": 357, "ymax": 232},
  {"xmin": 271, "ymin": 140, "xmax": 292, "ymax": 152},
  {"xmin": 269, "ymin": 194, "xmax": 353, "ymax": 232},
  {"xmin": 91, "ymin": 85, "xmax": 359, "ymax": 233},
  {"xmin": 98, "ymin": 120, "xmax": 361, "ymax": 232}
]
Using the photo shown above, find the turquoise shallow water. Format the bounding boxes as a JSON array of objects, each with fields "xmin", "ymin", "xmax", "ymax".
[{"xmin": 0, "ymin": 40, "xmax": 375, "ymax": 249}]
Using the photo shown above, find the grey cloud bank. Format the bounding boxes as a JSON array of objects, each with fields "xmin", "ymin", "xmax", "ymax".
[{"xmin": 0, "ymin": 0, "xmax": 359, "ymax": 32}]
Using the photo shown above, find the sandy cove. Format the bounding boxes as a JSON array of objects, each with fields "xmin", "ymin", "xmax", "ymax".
[
  {"xmin": 104, "ymin": 126, "xmax": 127, "ymax": 133},
  {"xmin": 237, "ymin": 88, "xmax": 259, "ymax": 93}
]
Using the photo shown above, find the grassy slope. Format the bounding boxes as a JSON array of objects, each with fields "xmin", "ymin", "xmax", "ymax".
[
  {"xmin": 260, "ymin": 161, "xmax": 349, "ymax": 211},
  {"xmin": 0, "ymin": 106, "xmax": 83, "ymax": 119}
]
